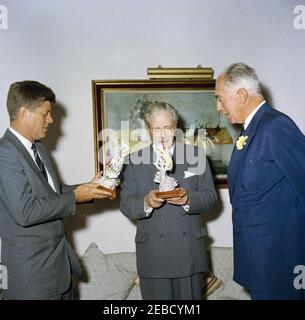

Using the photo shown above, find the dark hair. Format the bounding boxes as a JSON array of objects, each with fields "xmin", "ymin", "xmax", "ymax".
[{"xmin": 6, "ymin": 81, "xmax": 56, "ymax": 121}]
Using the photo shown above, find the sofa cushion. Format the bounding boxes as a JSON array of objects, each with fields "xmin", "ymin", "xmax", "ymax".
[
  {"xmin": 77, "ymin": 243, "xmax": 137, "ymax": 300},
  {"xmin": 106, "ymin": 252, "xmax": 137, "ymax": 274},
  {"xmin": 126, "ymin": 282, "xmax": 142, "ymax": 300},
  {"xmin": 75, "ymin": 244, "xmax": 250, "ymax": 300}
]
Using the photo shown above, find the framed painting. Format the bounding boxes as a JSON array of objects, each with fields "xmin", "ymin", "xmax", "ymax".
[{"xmin": 92, "ymin": 79, "xmax": 240, "ymax": 187}]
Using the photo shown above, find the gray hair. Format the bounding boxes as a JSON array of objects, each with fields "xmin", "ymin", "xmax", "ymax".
[
  {"xmin": 221, "ymin": 63, "xmax": 261, "ymax": 96},
  {"xmin": 6, "ymin": 80, "xmax": 56, "ymax": 121},
  {"xmin": 143, "ymin": 101, "xmax": 179, "ymax": 128}
]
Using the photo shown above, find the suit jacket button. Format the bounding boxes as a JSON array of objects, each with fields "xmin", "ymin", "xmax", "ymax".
[
  {"xmin": 160, "ymin": 234, "xmax": 164, "ymax": 239},
  {"xmin": 182, "ymin": 232, "xmax": 186, "ymax": 236}
]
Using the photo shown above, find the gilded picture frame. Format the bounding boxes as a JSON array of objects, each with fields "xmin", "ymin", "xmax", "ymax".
[{"xmin": 92, "ymin": 79, "xmax": 240, "ymax": 187}]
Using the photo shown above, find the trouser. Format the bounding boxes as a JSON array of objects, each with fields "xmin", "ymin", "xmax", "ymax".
[
  {"xmin": 140, "ymin": 272, "xmax": 204, "ymax": 300},
  {"xmin": 3, "ymin": 280, "xmax": 73, "ymax": 300},
  {"xmin": 48, "ymin": 281, "xmax": 73, "ymax": 300}
]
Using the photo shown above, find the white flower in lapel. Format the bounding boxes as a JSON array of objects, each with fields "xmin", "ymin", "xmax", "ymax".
[{"xmin": 236, "ymin": 135, "xmax": 248, "ymax": 150}]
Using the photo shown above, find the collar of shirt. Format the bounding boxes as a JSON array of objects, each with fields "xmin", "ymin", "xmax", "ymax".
[
  {"xmin": 168, "ymin": 143, "xmax": 175, "ymax": 157},
  {"xmin": 9, "ymin": 127, "xmax": 33, "ymax": 154},
  {"xmin": 243, "ymin": 100, "xmax": 266, "ymax": 130}
]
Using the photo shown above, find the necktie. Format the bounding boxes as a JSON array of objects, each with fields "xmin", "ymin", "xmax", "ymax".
[{"xmin": 31, "ymin": 143, "xmax": 48, "ymax": 181}]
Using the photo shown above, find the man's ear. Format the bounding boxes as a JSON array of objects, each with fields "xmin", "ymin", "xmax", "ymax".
[
  {"xmin": 18, "ymin": 106, "xmax": 28, "ymax": 119},
  {"xmin": 237, "ymin": 88, "xmax": 248, "ymax": 104}
]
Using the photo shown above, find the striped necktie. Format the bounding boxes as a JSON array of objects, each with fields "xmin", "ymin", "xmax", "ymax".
[{"xmin": 31, "ymin": 143, "xmax": 48, "ymax": 181}]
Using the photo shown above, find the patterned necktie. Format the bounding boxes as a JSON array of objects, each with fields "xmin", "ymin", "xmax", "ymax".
[{"xmin": 31, "ymin": 143, "xmax": 48, "ymax": 181}]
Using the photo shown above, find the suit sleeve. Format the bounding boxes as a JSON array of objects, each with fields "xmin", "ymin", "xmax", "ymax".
[
  {"xmin": 188, "ymin": 158, "xmax": 217, "ymax": 214},
  {"xmin": 270, "ymin": 116, "xmax": 305, "ymax": 214},
  {"xmin": 119, "ymin": 161, "xmax": 149, "ymax": 220},
  {"xmin": 61, "ymin": 183, "xmax": 78, "ymax": 193},
  {"xmin": 0, "ymin": 149, "xmax": 76, "ymax": 227}
]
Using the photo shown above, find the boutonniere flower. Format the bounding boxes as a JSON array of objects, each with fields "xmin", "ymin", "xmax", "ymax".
[{"xmin": 236, "ymin": 135, "xmax": 248, "ymax": 150}]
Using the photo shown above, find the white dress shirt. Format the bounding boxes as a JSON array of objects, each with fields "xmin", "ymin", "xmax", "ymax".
[
  {"xmin": 243, "ymin": 100, "xmax": 266, "ymax": 130},
  {"xmin": 9, "ymin": 127, "xmax": 57, "ymax": 192}
]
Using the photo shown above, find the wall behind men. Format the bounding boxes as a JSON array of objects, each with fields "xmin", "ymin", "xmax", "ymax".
[{"xmin": 0, "ymin": 0, "xmax": 304, "ymax": 255}]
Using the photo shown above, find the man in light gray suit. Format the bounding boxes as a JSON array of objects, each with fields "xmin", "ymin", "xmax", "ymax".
[
  {"xmin": 0, "ymin": 81, "xmax": 112, "ymax": 300},
  {"xmin": 120, "ymin": 102, "xmax": 217, "ymax": 299}
]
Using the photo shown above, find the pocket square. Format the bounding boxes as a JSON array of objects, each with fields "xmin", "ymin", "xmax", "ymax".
[{"xmin": 184, "ymin": 170, "xmax": 196, "ymax": 179}]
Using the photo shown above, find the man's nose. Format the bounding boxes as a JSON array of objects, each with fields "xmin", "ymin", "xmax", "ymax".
[
  {"xmin": 216, "ymin": 101, "xmax": 223, "ymax": 113},
  {"xmin": 47, "ymin": 114, "xmax": 53, "ymax": 124}
]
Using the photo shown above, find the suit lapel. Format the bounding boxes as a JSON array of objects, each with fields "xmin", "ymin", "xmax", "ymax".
[
  {"xmin": 5, "ymin": 129, "xmax": 42, "ymax": 175},
  {"xmin": 35, "ymin": 142, "xmax": 61, "ymax": 194},
  {"xmin": 170, "ymin": 142, "xmax": 188, "ymax": 183},
  {"xmin": 138, "ymin": 144, "xmax": 159, "ymax": 189},
  {"xmin": 228, "ymin": 103, "xmax": 271, "ymax": 198}
]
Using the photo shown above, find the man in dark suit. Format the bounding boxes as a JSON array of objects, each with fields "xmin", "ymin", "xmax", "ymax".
[
  {"xmin": 215, "ymin": 63, "xmax": 305, "ymax": 300},
  {"xmin": 120, "ymin": 101, "xmax": 216, "ymax": 300},
  {"xmin": 0, "ymin": 81, "xmax": 112, "ymax": 299}
]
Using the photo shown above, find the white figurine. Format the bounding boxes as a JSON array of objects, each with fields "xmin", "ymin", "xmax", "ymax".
[
  {"xmin": 98, "ymin": 144, "xmax": 129, "ymax": 191},
  {"xmin": 153, "ymin": 144, "xmax": 178, "ymax": 192}
]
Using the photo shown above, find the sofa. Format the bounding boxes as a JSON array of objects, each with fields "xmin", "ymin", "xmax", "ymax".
[{"xmin": 73, "ymin": 243, "xmax": 250, "ymax": 300}]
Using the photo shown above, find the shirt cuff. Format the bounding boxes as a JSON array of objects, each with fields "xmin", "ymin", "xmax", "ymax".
[
  {"xmin": 144, "ymin": 206, "xmax": 153, "ymax": 217},
  {"xmin": 182, "ymin": 204, "xmax": 190, "ymax": 212}
]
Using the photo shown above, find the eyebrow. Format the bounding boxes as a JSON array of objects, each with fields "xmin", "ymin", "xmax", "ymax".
[{"xmin": 152, "ymin": 125, "xmax": 173, "ymax": 130}]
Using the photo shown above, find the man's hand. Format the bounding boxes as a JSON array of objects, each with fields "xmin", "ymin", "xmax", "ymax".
[
  {"xmin": 144, "ymin": 190, "xmax": 165, "ymax": 209},
  {"xmin": 73, "ymin": 183, "xmax": 112, "ymax": 203},
  {"xmin": 167, "ymin": 187, "xmax": 189, "ymax": 206}
]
